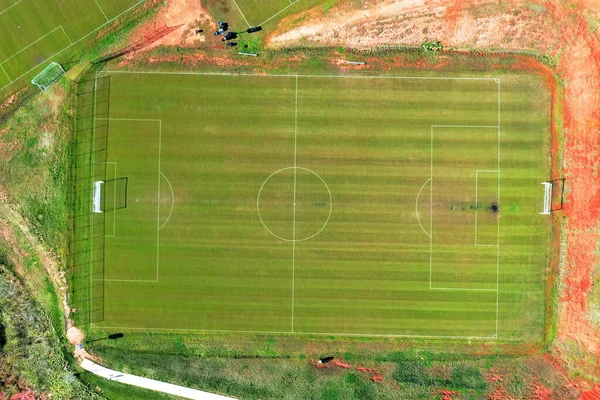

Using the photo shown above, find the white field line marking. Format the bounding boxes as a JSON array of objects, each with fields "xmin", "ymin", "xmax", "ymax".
[
  {"xmin": 0, "ymin": 0, "xmax": 23, "ymax": 15},
  {"xmin": 291, "ymin": 76, "xmax": 298, "ymax": 332},
  {"xmin": 99, "ymin": 70, "xmax": 500, "ymax": 81},
  {"xmin": 96, "ymin": 161, "xmax": 117, "ymax": 237},
  {"xmin": 158, "ymin": 172, "xmax": 174, "ymax": 230},
  {"xmin": 257, "ymin": 166, "xmax": 332, "ymax": 242},
  {"xmin": 416, "ymin": 178, "xmax": 432, "ymax": 238},
  {"xmin": 0, "ymin": 64, "xmax": 11, "ymax": 82},
  {"xmin": 231, "ymin": 0, "xmax": 251, "ymax": 27},
  {"xmin": 95, "ymin": 75, "xmax": 503, "ymax": 339},
  {"xmin": 0, "ymin": 0, "xmax": 144, "ymax": 92},
  {"xmin": 113, "ymin": 162, "xmax": 117, "ymax": 235},
  {"xmin": 496, "ymin": 79, "xmax": 501, "ymax": 337},
  {"xmin": 157, "ymin": 120, "xmax": 162, "ymax": 282},
  {"xmin": 430, "ymin": 125, "xmax": 500, "ymax": 297},
  {"xmin": 89, "ymin": 78, "xmax": 98, "ymax": 324},
  {"xmin": 431, "ymin": 287, "xmax": 497, "ymax": 292},
  {"xmin": 429, "ymin": 125, "xmax": 433, "ymax": 289},
  {"xmin": 94, "ymin": 0, "xmax": 110, "ymax": 21},
  {"xmin": 59, "ymin": 26, "xmax": 73, "ymax": 44},
  {"xmin": 96, "ymin": 117, "xmax": 161, "ymax": 283},
  {"xmin": 475, "ymin": 170, "xmax": 499, "ymax": 247},
  {"xmin": 0, "ymin": 26, "xmax": 63, "ymax": 65},
  {"xmin": 95, "ymin": 325, "xmax": 499, "ymax": 340},
  {"xmin": 259, "ymin": 0, "xmax": 300, "ymax": 27},
  {"xmin": 94, "ymin": 279, "xmax": 158, "ymax": 283}
]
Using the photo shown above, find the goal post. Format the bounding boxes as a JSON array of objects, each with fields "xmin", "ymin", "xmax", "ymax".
[
  {"xmin": 540, "ymin": 178, "xmax": 565, "ymax": 214},
  {"xmin": 540, "ymin": 182, "xmax": 552, "ymax": 215},
  {"xmin": 93, "ymin": 181, "xmax": 104, "ymax": 213},
  {"xmin": 92, "ymin": 178, "xmax": 128, "ymax": 213},
  {"xmin": 31, "ymin": 62, "xmax": 65, "ymax": 91}
]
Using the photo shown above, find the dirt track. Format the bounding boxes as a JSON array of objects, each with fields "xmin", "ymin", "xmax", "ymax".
[{"xmin": 268, "ymin": 0, "xmax": 600, "ymax": 391}]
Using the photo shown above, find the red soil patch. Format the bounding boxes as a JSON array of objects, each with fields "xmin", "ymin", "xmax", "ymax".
[
  {"xmin": 579, "ymin": 385, "xmax": 600, "ymax": 400},
  {"xmin": 0, "ymin": 88, "xmax": 26, "ymax": 110},
  {"xmin": 128, "ymin": 0, "xmax": 215, "ymax": 55},
  {"xmin": 9, "ymin": 391, "xmax": 35, "ymax": 400},
  {"xmin": 436, "ymin": 389, "xmax": 460, "ymax": 400}
]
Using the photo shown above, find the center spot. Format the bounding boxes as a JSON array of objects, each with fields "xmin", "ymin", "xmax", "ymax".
[{"xmin": 257, "ymin": 167, "xmax": 332, "ymax": 242}]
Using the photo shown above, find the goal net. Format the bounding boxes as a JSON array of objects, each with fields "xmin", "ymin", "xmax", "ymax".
[
  {"xmin": 31, "ymin": 62, "xmax": 65, "ymax": 91},
  {"xmin": 93, "ymin": 178, "xmax": 128, "ymax": 214},
  {"xmin": 540, "ymin": 178, "xmax": 565, "ymax": 214}
]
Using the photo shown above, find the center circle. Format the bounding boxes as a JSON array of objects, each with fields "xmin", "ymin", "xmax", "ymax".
[{"xmin": 257, "ymin": 167, "xmax": 332, "ymax": 242}]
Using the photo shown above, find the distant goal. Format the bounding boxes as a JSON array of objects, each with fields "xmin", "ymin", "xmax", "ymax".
[
  {"xmin": 31, "ymin": 62, "xmax": 65, "ymax": 91},
  {"xmin": 540, "ymin": 178, "xmax": 565, "ymax": 214}
]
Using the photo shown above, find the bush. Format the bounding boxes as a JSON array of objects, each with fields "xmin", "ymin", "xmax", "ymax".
[
  {"xmin": 449, "ymin": 364, "xmax": 487, "ymax": 389},
  {"xmin": 422, "ymin": 40, "xmax": 443, "ymax": 54},
  {"xmin": 393, "ymin": 360, "xmax": 431, "ymax": 386}
]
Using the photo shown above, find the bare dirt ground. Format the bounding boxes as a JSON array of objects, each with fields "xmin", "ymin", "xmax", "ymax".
[
  {"xmin": 127, "ymin": 0, "xmax": 216, "ymax": 55},
  {"xmin": 268, "ymin": 0, "xmax": 600, "ymax": 393}
]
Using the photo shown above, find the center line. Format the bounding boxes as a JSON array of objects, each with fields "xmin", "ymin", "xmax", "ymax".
[{"xmin": 291, "ymin": 75, "xmax": 298, "ymax": 332}]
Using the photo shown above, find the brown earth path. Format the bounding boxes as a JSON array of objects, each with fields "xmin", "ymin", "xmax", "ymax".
[{"xmin": 267, "ymin": 0, "xmax": 600, "ymax": 392}]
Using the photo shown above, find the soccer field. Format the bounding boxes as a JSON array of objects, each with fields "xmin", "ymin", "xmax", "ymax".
[
  {"xmin": 0, "ymin": 0, "xmax": 142, "ymax": 93},
  {"xmin": 232, "ymin": 0, "xmax": 299, "ymax": 27},
  {"xmin": 71, "ymin": 69, "xmax": 551, "ymax": 340}
]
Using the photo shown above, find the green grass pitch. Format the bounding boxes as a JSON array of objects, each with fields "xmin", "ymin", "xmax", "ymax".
[
  {"xmin": 0, "ymin": 0, "xmax": 142, "ymax": 92},
  {"xmin": 81, "ymin": 69, "xmax": 550, "ymax": 340},
  {"xmin": 232, "ymin": 0, "xmax": 299, "ymax": 26}
]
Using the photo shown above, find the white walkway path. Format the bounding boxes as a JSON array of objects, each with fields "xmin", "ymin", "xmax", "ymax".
[{"xmin": 80, "ymin": 358, "xmax": 234, "ymax": 399}]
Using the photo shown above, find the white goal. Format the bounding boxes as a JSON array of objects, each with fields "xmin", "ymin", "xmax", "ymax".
[
  {"xmin": 93, "ymin": 181, "xmax": 104, "ymax": 213},
  {"xmin": 31, "ymin": 62, "xmax": 65, "ymax": 91},
  {"xmin": 540, "ymin": 182, "xmax": 552, "ymax": 215}
]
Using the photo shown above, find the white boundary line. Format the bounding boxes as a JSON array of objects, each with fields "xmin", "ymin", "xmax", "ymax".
[
  {"xmin": 99, "ymin": 70, "xmax": 499, "ymax": 81},
  {"xmin": 0, "ymin": 0, "xmax": 144, "ymax": 93},
  {"xmin": 96, "ymin": 72, "xmax": 505, "ymax": 339},
  {"xmin": 232, "ymin": 0, "xmax": 300, "ymax": 27},
  {"xmin": 157, "ymin": 119, "xmax": 162, "ymax": 282},
  {"xmin": 95, "ymin": 325, "xmax": 499, "ymax": 340},
  {"xmin": 258, "ymin": 0, "xmax": 300, "ymax": 27},
  {"xmin": 231, "ymin": 0, "xmax": 251, "ymax": 27},
  {"xmin": 94, "ymin": 0, "xmax": 110, "ymax": 21},
  {"xmin": 475, "ymin": 170, "xmax": 499, "ymax": 247},
  {"xmin": 89, "ymin": 78, "xmax": 99, "ymax": 324},
  {"xmin": 291, "ymin": 75, "xmax": 298, "ymax": 332},
  {"xmin": 93, "ymin": 117, "xmax": 162, "ymax": 283},
  {"xmin": 496, "ymin": 79, "xmax": 501, "ymax": 337},
  {"xmin": 0, "ymin": 0, "xmax": 23, "ymax": 15}
]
